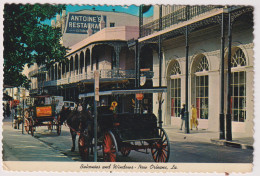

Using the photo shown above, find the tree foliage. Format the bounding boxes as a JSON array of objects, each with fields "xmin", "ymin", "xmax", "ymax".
[{"xmin": 4, "ymin": 4, "xmax": 68, "ymax": 88}]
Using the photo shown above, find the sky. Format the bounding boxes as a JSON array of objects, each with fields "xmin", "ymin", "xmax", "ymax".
[{"xmin": 44, "ymin": 5, "xmax": 153, "ymax": 25}]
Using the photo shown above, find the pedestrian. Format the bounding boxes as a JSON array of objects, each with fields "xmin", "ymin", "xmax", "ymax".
[
  {"xmin": 6, "ymin": 102, "xmax": 10, "ymax": 118},
  {"xmin": 190, "ymin": 104, "xmax": 198, "ymax": 130},
  {"xmin": 77, "ymin": 103, "xmax": 83, "ymax": 112},
  {"xmin": 180, "ymin": 104, "xmax": 185, "ymax": 130},
  {"xmin": 3, "ymin": 103, "xmax": 6, "ymax": 118}
]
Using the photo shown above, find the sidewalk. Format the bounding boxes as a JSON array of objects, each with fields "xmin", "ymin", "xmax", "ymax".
[
  {"xmin": 163, "ymin": 125, "xmax": 254, "ymax": 150},
  {"xmin": 2, "ymin": 118, "xmax": 74, "ymax": 161}
]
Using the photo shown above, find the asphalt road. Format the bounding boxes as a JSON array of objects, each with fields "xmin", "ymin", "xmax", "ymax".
[{"xmin": 2, "ymin": 120, "xmax": 253, "ymax": 163}]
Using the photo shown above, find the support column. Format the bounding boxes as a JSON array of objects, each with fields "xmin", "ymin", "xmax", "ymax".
[
  {"xmin": 69, "ymin": 59, "xmax": 71, "ymax": 77},
  {"xmin": 115, "ymin": 45, "xmax": 121, "ymax": 71},
  {"xmin": 219, "ymin": 13, "xmax": 226, "ymax": 140},
  {"xmin": 134, "ymin": 41, "xmax": 140, "ymax": 114},
  {"xmin": 185, "ymin": 6, "xmax": 190, "ymax": 134},
  {"xmin": 158, "ymin": 5, "xmax": 163, "ymax": 128},
  {"xmin": 135, "ymin": 41, "xmax": 139, "ymax": 88},
  {"xmin": 139, "ymin": 5, "xmax": 143, "ymax": 38},
  {"xmin": 114, "ymin": 45, "xmax": 121, "ymax": 107},
  {"xmin": 226, "ymin": 12, "xmax": 232, "ymax": 141}
]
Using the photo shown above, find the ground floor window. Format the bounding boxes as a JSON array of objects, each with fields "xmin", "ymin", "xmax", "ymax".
[
  {"xmin": 231, "ymin": 71, "xmax": 246, "ymax": 122},
  {"xmin": 196, "ymin": 75, "xmax": 208, "ymax": 119},
  {"xmin": 170, "ymin": 78, "xmax": 181, "ymax": 117}
]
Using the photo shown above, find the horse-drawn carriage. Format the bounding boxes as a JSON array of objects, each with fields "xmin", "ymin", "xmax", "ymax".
[
  {"xmin": 70, "ymin": 88, "xmax": 170, "ymax": 162},
  {"xmin": 24, "ymin": 95, "xmax": 62, "ymax": 136}
]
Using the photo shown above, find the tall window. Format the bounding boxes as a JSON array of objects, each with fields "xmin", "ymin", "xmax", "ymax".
[
  {"xmin": 170, "ymin": 61, "xmax": 181, "ymax": 117},
  {"xmin": 75, "ymin": 55, "xmax": 78, "ymax": 75},
  {"xmin": 231, "ymin": 48, "xmax": 247, "ymax": 122},
  {"xmin": 195, "ymin": 56, "xmax": 209, "ymax": 119}
]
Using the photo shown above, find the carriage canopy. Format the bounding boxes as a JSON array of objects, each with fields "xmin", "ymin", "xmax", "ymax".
[{"xmin": 78, "ymin": 87, "xmax": 167, "ymax": 99}]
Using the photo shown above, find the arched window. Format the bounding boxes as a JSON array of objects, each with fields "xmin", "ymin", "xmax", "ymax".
[
  {"xmin": 196, "ymin": 56, "xmax": 209, "ymax": 72},
  {"xmin": 70, "ymin": 57, "xmax": 73, "ymax": 76},
  {"xmin": 75, "ymin": 54, "xmax": 79, "ymax": 75},
  {"xmin": 58, "ymin": 64, "xmax": 61, "ymax": 79},
  {"xmin": 231, "ymin": 48, "xmax": 247, "ymax": 122},
  {"xmin": 170, "ymin": 61, "xmax": 181, "ymax": 117},
  {"xmin": 54, "ymin": 64, "xmax": 58, "ymax": 80},
  {"xmin": 170, "ymin": 62, "xmax": 181, "ymax": 75},
  {"xmin": 195, "ymin": 55, "xmax": 209, "ymax": 119},
  {"xmin": 66, "ymin": 59, "xmax": 69, "ymax": 77},
  {"xmin": 80, "ymin": 52, "xmax": 84, "ymax": 74},
  {"xmin": 85, "ymin": 49, "xmax": 90, "ymax": 73},
  {"xmin": 231, "ymin": 48, "xmax": 246, "ymax": 67}
]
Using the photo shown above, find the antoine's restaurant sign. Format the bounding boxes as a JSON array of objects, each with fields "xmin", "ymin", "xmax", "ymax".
[{"xmin": 66, "ymin": 13, "xmax": 107, "ymax": 34}]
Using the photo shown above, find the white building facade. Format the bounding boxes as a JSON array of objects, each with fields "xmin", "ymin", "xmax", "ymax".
[{"xmin": 142, "ymin": 6, "xmax": 254, "ymax": 136}]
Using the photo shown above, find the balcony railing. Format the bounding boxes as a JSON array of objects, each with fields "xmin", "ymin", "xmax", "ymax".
[
  {"xmin": 29, "ymin": 89, "xmax": 38, "ymax": 94},
  {"xmin": 140, "ymin": 5, "xmax": 222, "ymax": 38},
  {"xmin": 28, "ymin": 67, "xmax": 47, "ymax": 77},
  {"xmin": 43, "ymin": 69, "xmax": 154, "ymax": 87}
]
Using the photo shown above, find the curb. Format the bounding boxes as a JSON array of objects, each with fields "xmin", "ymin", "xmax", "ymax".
[{"xmin": 210, "ymin": 139, "xmax": 254, "ymax": 150}]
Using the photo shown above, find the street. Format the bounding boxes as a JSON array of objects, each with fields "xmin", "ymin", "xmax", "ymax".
[{"xmin": 2, "ymin": 120, "xmax": 253, "ymax": 163}]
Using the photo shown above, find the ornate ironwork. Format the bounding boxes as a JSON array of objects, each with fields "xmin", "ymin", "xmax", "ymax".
[
  {"xmin": 170, "ymin": 61, "xmax": 181, "ymax": 75},
  {"xmin": 231, "ymin": 48, "xmax": 247, "ymax": 67},
  {"xmin": 140, "ymin": 5, "xmax": 221, "ymax": 38},
  {"xmin": 44, "ymin": 69, "xmax": 154, "ymax": 87},
  {"xmin": 196, "ymin": 56, "xmax": 209, "ymax": 72},
  {"xmin": 230, "ymin": 6, "xmax": 253, "ymax": 24}
]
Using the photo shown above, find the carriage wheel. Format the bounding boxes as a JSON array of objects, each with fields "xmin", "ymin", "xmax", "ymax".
[
  {"xmin": 120, "ymin": 144, "xmax": 131, "ymax": 157},
  {"xmin": 103, "ymin": 131, "xmax": 117, "ymax": 162},
  {"xmin": 151, "ymin": 127, "xmax": 170, "ymax": 162},
  {"xmin": 78, "ymin": 134, "xmax": 90, "ymax": 161}
]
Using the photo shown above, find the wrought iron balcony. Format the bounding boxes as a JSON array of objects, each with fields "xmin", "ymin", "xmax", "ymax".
[
  {"xmin": 29, "ymin": 89, "xmax": 38, "ymax": 94},
  {"xmin": 43, "ymin": 69, "xmax": 154, "ymax": 87},
  {"xmin": 28, "ymin": 67, "xmax": 47, "ymax": 77},
  {"xmin": 140, "ymin": 5, "xmax": 223, "ymax": 38}
]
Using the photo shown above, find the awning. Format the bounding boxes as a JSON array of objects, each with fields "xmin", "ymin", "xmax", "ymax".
[{"xmin": 79, "ymin": 87, "xmax": 167, "ymax": 99}]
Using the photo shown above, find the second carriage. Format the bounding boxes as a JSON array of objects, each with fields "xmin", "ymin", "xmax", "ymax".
[{"xmin": 24, "ymin": 95, "xmax": 63, "ymax": 136}]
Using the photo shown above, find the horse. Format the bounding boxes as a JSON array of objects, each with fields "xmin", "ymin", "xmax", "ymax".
[{"xmin": 59, "ymin": 104, "xmax": 94, "ymax": 158}]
